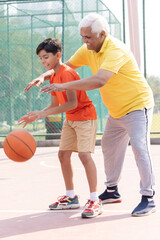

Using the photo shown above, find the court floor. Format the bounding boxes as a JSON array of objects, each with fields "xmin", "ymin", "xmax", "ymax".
[{"xmin": 0, "ymin": 145, "xmax": 160, "ymax": 240}]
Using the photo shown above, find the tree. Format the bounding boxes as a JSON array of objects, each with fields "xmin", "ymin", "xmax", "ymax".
[{"xmin": 147, "ymin": 75, "xmax": 160, "ymax": 113}]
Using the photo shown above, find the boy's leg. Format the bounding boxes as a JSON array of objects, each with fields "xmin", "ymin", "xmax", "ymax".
[
  {"xmin": 58, "ymin": 120, "xmax": 77, "ymax": 192},
  {"xmin": 74, "ymin": 120, "xmax": 103, "ymax": 218},
  {"xmin": 49, "ymin": 150, "xmax": 80, "ymax": 210},
  {"xmin": 75, "ymin": 119, "xmax": 97, "ymax": 196},
  {"xmin": 78, "ymin": 152, "xmax": 97, "ymax": 194},
  {"xmin": 49, "ymin": 120, "xmax": 80, "ymax": 210},
  {"xmin": 58, "ymin": 150, "xmax": 73, "ymax": 191},
  {"xmin": 60, "ymin": 120, "xmax": 98, "ymax": 196}
]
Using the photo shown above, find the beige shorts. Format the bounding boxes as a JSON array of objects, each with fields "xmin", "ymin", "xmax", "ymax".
[{"xmin": 59, "ymin": 119, "xmax": 97, "ymax": 153}]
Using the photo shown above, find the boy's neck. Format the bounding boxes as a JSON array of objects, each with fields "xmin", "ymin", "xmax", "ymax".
[{"xmin": 54, "ymin": 61, "xmax": 62, "ymax": 75}]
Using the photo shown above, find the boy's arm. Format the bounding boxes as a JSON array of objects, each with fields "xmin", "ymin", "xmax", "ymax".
[
  {"xmin": 18, "ymin": 95, "xmax": 59, "ymax": 127},
  {"xmin": 24, "ymin": 69, "xmax": 54, "ymax": 92},
  {"xmin": 24, "ymin": 61, "xmax": 78, "ymax": 92},
  {"xmin": 18, "ymin": 90, "xmax": 77, "ymax": 127}
]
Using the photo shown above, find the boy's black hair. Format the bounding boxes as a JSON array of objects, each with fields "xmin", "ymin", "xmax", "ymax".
[{"xmin": 36, "ymin": 38, "xmax": 62, "ymax": 55}]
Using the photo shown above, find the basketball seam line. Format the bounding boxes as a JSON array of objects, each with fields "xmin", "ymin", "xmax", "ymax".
[
  {"xmin": 5, "ymin": 138, "xmax": 29, "ymax": 160},
  {"xmin": 5, "ymin": 134, "xmax": 34, "ymax": 160},
  {"xmin": 10, "ymin": 134, "xmax": 34, "ymax": 154}
]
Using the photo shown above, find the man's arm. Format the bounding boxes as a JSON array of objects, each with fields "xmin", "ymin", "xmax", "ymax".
[
  {"xmin": 65, "ymin": 61, "xmax": 79, "ymax": 70},
  {"xmin": 41, "ymin": 90, "xmax": 77, "ymax": 116},
  {"xmin": 40, "ymin": 69, "xmax": 114, "ymax": 93}
]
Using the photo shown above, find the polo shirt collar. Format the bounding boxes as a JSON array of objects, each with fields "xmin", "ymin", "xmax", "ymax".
[{"xmin": 98, "ymin": 35, "xmax": 109, "ymax": 54}]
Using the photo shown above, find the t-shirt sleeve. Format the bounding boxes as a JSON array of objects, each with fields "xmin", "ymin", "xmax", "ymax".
[
  {"xmin": 61, "ymin": 70, "xmax": 80, "ymax": 83},
  {"xmin": 69, "ymin": 44, "xmax": 89, "ymax": 67},
  {"xmin": 100, "ymin": 48, "xmax": 130, "ymax": 74}
]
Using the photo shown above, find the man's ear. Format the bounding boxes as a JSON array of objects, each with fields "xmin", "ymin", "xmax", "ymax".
[
  {"xmin": 100, "ymin": 30, "xmax": 106, "ymax": 38},
  {"xmin": 57, "ymin": 52, "xmax": 62, "ymax": 59}
]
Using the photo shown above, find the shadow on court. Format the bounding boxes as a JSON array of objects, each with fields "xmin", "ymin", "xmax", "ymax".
[{"xmin": 0, "ymin": 212, "xmax": 130, "ymax": 238}]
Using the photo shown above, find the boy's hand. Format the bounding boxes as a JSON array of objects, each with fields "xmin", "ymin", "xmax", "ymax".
[
  {"xmin": 18, "ymin": 115, "xmax": 37, "ymax": 128},
  {"xmin": 40, "ymin": 83, "xmax": 66, "ymax": 93},
  {"xmin": 24, "ymin": 77, "xmax": 44, "ymax": 92},
  {"xmin": 18, "ymin": 111, "xmax": 43, "ymax": 128}
]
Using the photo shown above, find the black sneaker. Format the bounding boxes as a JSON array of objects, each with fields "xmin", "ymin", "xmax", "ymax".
[
  {"xmin": 131, "ymin": 196, "xmax": 156, "ymax": 217},
  {"xmin": 99, "ymin": 186, "xmax": 122, "ymax": 204}
]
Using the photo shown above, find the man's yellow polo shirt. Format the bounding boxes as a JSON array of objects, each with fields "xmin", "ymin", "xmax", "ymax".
[{"xmin": 69, "ymin": 35, "xmax": 154, "ymax": 118}]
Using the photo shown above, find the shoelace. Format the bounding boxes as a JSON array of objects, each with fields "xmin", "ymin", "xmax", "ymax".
[
  {"xmin": 84, "ymin": 200, "xmax": 97, "ymax": 209},
  {"xmin": 57, "ymin": 195, "xmax": 68, "ymax": 202}
]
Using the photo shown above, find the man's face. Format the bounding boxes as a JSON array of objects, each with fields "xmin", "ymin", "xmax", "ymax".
[
  {"xmin": 80, "ymin": 26, "xmax": 105, "ymax": 52},
  {"xmin": 38, "ymin": 50, "xmax": 60, "ymax": 70}
]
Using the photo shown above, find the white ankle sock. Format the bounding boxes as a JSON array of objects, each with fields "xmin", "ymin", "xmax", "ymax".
[
  {"xmin": 90, "ymin": 192, "xmax": 99, "ymax": 202},
  {"xmin": 66, "ymin": 190, "xmax": 75, "ymax": 198}
]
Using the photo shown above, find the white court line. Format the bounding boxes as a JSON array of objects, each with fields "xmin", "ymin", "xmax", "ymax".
[
  {"xmin": 0, "ymin": 209, "xmax": 159, "ymax": 213},
  {"xmin": 40, "ymin": 160, "xmax": 84, "ymax": 170},
  {"xmin": 40, "ymin": 160, "xmax": 138, "ymax": 171}
]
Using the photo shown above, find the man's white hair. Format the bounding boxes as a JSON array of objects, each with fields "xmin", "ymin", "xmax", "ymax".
[{"xmin": 79, "ymin": 13, "xmax": 110, "ymax": 36}]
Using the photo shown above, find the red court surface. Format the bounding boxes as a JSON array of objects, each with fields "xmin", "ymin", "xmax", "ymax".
[{"xmin": 0, "ymin": 145, "xmax": 160, "ymax": 240}]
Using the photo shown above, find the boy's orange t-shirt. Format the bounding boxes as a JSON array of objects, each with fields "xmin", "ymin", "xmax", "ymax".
[{"xmin": 50, "ymin": 64, "xmax": 97, "ymax": 121}]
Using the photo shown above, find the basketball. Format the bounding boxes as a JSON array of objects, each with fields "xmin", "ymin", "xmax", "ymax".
[{"xmin": 3, "ymin": 129, "xmax": 36, "ymax": 162}]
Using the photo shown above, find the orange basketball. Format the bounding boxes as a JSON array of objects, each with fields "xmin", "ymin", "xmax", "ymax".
[{"xmin": 3, "ymin": 130, "xmax": 36, "ymax": 162}]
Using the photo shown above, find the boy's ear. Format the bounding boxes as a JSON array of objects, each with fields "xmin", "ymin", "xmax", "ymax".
[{"xmin": 57, "ymin": 52, "xmax": 62, "ymax": 59}]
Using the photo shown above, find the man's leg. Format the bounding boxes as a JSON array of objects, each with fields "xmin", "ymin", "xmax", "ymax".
[
  {"xmin": 126, "ymin": 108, "xmax": 155, "ymax": 196},
  {"xmin": 101, "ymin": 115, "xmax": 129, "ymax": 187},
  {"xmin": 125, "ymin": 108, "xmax": 155, "ymax": 216},
  {"xmin": 99, "ymin": 115, "xmax": 129, "ymax": 203}
]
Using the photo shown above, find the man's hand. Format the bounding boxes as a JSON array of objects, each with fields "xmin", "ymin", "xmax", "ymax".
[
  {"xmin": 24, "ymin": 77, "xmax": 44, "ymax": 92},
  {"xmin": 40, "ymin": 83, "xmax": 66, "ymax": 93}
]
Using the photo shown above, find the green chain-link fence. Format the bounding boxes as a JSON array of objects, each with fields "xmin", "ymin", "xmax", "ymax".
[
  {"xmin": 0, "ymin": 0, "xmax": 121, "ymax": 139},
  {"xmin": 1, "ymin": 0, "xmax": 159, "ymax": 140}
]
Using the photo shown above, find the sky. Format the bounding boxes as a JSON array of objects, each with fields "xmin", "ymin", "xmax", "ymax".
[{"xmin": 104, "ymin": 0, "xmax": 160, "ymax": 77}]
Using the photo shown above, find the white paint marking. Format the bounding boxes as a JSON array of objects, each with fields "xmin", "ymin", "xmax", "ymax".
[
  {"xmin": 40, "ymin": 161, "xmax": 84, "ymax": 170},
  {"xmin": 40, "ymin": 160, "xmax": 138, "ymax": 171}
]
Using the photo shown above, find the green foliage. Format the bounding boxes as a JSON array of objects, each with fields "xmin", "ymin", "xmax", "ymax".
[{"xmin": 147, "ymin": 75, "xmax": 160, "ymax": 113}]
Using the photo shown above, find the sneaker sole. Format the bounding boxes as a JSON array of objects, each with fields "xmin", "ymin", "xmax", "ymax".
[
  {"xmin": 81, "ymin": 210, "xmax": 103, "ymax": 218},
  {"xmin": 102, "ymin": 198, "xmax": 122, "ymax": 204},
  {"xmin": 49, "ymin": 204, "xmax": 80, "ymax": 210},
  {"xmin": 131, "ymin": 208, "xmax": 156, "ymax": 217}
]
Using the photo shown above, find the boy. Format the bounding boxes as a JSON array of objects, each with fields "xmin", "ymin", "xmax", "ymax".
[{"xmin": 18, "ymin": 38, "xmax": 103, "ymax": 218}]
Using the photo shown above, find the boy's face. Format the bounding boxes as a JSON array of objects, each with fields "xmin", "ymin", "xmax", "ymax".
[{"xmin": 38, "ymin": 50, "xmax": 60, "ymax": 70}]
